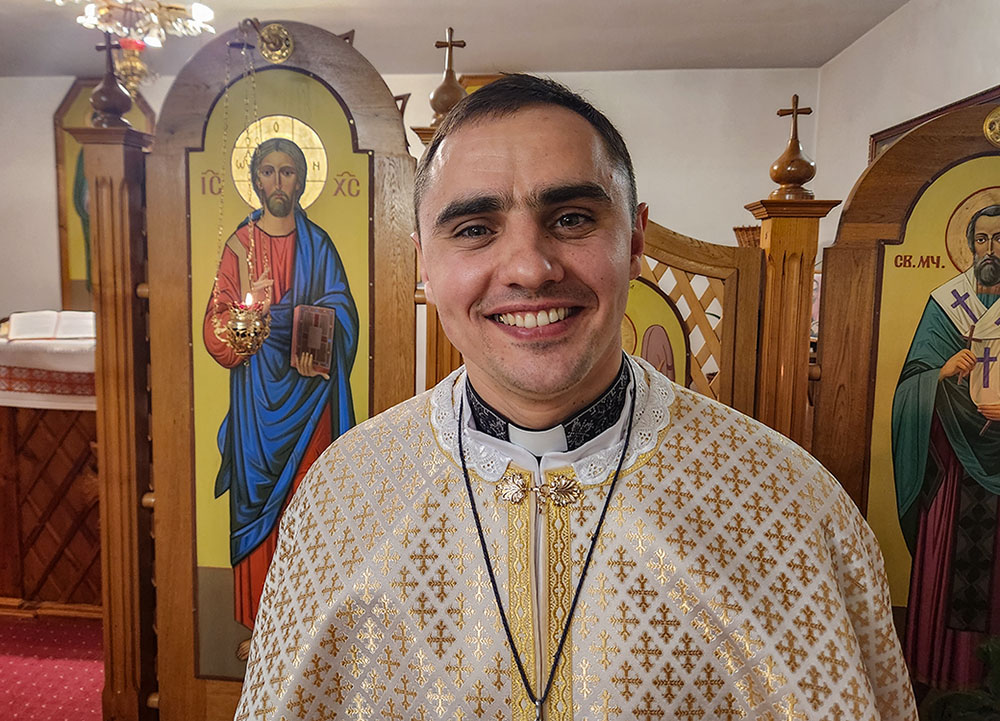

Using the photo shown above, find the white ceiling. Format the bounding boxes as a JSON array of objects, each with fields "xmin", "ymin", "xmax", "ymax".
[{"xmin": 2, "ymin": 0, "xmax": 910, "ymax": 78}]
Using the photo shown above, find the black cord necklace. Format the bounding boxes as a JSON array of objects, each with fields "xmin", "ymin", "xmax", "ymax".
[{"xmin": 458, "ymin": 366, "xmax": 637, "ymax": 721}]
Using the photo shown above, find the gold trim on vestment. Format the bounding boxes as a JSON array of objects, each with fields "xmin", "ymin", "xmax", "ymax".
[
  {"xmin": 545, "ymin": 468, "xmax": 576, "ymax": 720},
  {"xmin": 507, "ymin": 475, "xmax": 536, "ymax": 721}
]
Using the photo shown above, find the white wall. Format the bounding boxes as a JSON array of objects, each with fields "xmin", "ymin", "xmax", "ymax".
[
  {"xmin": 0, "ymin": 77, "xmax": 76, "ymax": 318},
  {"xmin": 815, "ymin": 0, "xmax": 1000, "ymax": 246}
]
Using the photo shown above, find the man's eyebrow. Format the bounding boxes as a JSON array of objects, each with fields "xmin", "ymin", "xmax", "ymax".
[
  {"xmin": 434, "ymin": 194, "xmax": 509, "ymax": 229},
  {"xmin": 531, "ymin": 182, "xmax": 612, "ymax": 208}
]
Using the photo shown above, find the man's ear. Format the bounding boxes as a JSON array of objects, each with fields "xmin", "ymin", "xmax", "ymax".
[
  {"xmin": 629, "ymin": 203, "xmax": 649, "ymax": 280},
  {"xmin": 412, "ymin": 232, "xmax": 434, "ymax": 305}
]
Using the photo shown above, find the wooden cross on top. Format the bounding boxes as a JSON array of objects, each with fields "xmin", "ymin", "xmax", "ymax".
[
  {"xmin": 777, "ymin": 94, "xmax": 812, "ymax": 140},
  {"xmin": 95, "ymin": 32, "xmax": 122, "ymax": 54},
  {"xmin": 777, "ymin": 94, "xmax": 812, "ymax": 120},
  {"xmin": 90, "ymin": 31, "xmax": 133, "ymax": 128},
  {"xmin": 435, "ymin": 27, "xmax": 465, "ymax": 73}
]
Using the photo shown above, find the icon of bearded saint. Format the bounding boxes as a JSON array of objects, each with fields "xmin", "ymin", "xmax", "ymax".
[
  {"xmin": 892, "ymin": 202, "xmax": 1000, "ymax": 691},
  {"xmin": 968, "ymin": 207, "xmax": 1000, "ymax": 406},
  {"xmin": 203, "ymin": 136, "xmax": 359, "ymax": 640}
]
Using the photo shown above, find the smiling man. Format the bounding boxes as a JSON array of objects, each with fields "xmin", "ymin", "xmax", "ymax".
[{"xmin": 236, "ymin": 75, "xmax": 916, "ymax": 720}]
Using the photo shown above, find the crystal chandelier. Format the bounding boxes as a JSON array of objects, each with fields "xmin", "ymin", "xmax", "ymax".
[
  {"xmin": 48, "ymin": 0, "xmax": 215, "ymax": 47},
  {"xmin": 114, "ymin": 37, "xmax": 156, "ymax": 97}
]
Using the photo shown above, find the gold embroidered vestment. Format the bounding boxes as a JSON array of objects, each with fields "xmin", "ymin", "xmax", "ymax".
[{"xmin": 236, "ymin": 359, "xmax": 916, "ymax": 720}]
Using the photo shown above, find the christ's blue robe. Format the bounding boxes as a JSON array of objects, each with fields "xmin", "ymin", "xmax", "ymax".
[{"xmin": 214, "ymin": 207, "xmax": 359, "ymax": 565}]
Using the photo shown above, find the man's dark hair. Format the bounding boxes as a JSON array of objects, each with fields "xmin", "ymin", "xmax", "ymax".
[
  {"xmin": 250, "ymin": 137, "xmax": 307, "ymax": 205},
  {"xmin": 413, "ymin": 74, "xmax": 637, "ymax": 233},
  {"xmin": 966, "ymin": 204, "xmax": 1000, "ymax": 251}
]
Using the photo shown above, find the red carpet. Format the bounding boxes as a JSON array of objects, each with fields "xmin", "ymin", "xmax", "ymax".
[{"xmin": 0, "ymin": 615, "xmax": 103, "ymax": 721}]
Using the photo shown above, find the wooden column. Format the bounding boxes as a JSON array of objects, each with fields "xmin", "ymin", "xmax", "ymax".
[
  {"xmin": 746, "ymin": 199, "xmax": 838, "ymax": 445},
  {"xmin": 69, "ymin": 124, "xmax": 156, "ymax": 721}
]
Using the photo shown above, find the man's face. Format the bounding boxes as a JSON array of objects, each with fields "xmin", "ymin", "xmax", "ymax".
[
  {"xmin": 415, "ymin": 106, "xmax": 645, "ymax": 414},
  {"xmin": 254, "ymin": 150, "xmax": 300, "ymax": 218},
  {"xmin": 972, "ymin": 213, "xmax": 1000, "ymax": 287}
]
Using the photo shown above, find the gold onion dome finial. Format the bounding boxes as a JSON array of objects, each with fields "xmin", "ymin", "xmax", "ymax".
[
  {"xmin": 90, "ymin": 32, "xmax": 133, "ymax": 128},
  {"xmin": 429, "ymin": 27, "xmax": 467, "ymax": 126},
  {"xmin": 769, "ymin": 94, "xmax": 816, "ymax": 200}
]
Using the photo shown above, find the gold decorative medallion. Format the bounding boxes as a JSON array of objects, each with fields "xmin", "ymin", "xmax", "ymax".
[
  {"xmin": 497, "ymin": 469, "xmax": 582, "ymax": 508},
  {"xmin": 539, "ymin": 473, "xmax": 582, "ymax": 508},
  {"xmin": 498, "ymin": 474, "xmax": 530, "ymax": 504},
  {"xmin": 259, "ymin": 23, "xmax": 294, "ymax": 64},
  {"xmin": 985, "ymin": 106, "xmax": 1000, "ymax": 149}
]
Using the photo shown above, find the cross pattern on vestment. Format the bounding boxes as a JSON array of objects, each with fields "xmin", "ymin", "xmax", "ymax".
[
  {"xmin": 628, "ymin": 574, "xmax": 658, "ymax": 613},
  {"xmin": 391, "ymin": 566, "xmax": 417, "ymax": 602},
  {"xmin": 416, "ymin": 491, "xmax": 441, "ymax": 522},
  {"xmin": 343, "ymin": 484, "xmax": 364, "ymax": 510},
  {"xmin": 362, "ymin": 668, "xmax": 388, "ymax": 698},
  {"xmin": 382, "ymin": 699, "xmax": 404, "ymax": 721},
  {"xmin": 650, "ymin": 602, "xmax": 680, "ymax": 645},
  {"xmin": 376, "ymin": 645, "xmax": 400, "ymax": 679},
  {"xmin": 410, "ymin": 539, "xmax": 439, "ymax": 574},
  {"xmin": 591, "ymin": 629, "xmax": 621, "ymax": 669},
  {"xmin": 694, "ymin": 665, "xmax": 725, "ymax": 703},
  {"xmin": 778, "ymin": 693, "xmax": 809, "ymax": 721},
  {"xmin": 577, "ymin": 657, "xmax": 600, "ymax": 696},
  {"xmin": 327, "ymin": 671, "xmax": 350, "ymax": 705},
  {"xmin": 447, "ymin": 593, "xmax": 469, "ymax": 627},
  {"xmin": 391, "ymin": 622, "xmax": 414, "ymax": 655},
  {"xmin": 631, "ymin": 631, "xmax": 663, "ymax": 672},
  {"xmin": 633, "ymin": 690, "xmax": 665, "ymax": 721},
  {"xmin": 952, "ymin": 289, "xmax": 980, "ymax": 323},
  {"xmin": 393, "ymin": 674, "xmax": 418, "ymax": 709},
  {"xmin": 429, "ymin": 564, "xmax": 456, "ymax": 602},
  {"xmin": 592, "ymin": 689, "xmax": 623, "ymax": 719},
  {"xmin": 676, "ymin": 632, "xmax": 703, "ymax": 673},
  {"xmin": 411, "ymin": 592, "xmax": 436, "ymax": 630},
  {"xmin": 611, "ymin": 660, "xmax": 642, "ymax": 701},
  {"xmin": 435, "ymin": 27, "xmax": 466, "ymax": 73},
  {"xmin": 446, "ymin": 649, "xmax": 473, "ymax": 684},
  {"xmin": 978, "ymin": 346, "xmax": 997, "ymax": 387},
  {"xmin": 612, "ymin": 600, "xmax": 640, "ymax": 640},
  {"xmin": 609, "ymin": 545, "xmax": 637, "ymax": 582},
  {"xmin": 652, "ymin": 663, "xmax": 683, "ymax": 703},
  {"xmin": 428, "ymin": 678, "xmax": 454, "ymax": 716},
  {"xmin": 354, "ymin": 500, "xmax": 374, "ymax": 529},
  {"xmin": 466, "ymin": 680, "xmax": 495, "ymax": 715},
  {"xmin": 428, "ymin": 619, "xmax": 456, "ymax": 659}
]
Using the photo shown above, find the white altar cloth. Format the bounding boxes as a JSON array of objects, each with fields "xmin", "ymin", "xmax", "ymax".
[{"xmin": 0, "ymin": 332, "xmax": 96, "ymax": 411}]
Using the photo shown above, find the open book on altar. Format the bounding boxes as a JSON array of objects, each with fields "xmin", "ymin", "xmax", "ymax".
[
  {"xmin": 6, "ymin": 310, "xmax": 96, "ymax": 340},
  {"xmin": 290, "ymin": 305, "xmax": 337, "ymax": 376}
]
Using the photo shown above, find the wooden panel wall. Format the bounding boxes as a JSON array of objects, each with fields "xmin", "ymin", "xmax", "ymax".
[{"xmin": 0, "ymin": 407, "xmax": 100, "ymax": 613}]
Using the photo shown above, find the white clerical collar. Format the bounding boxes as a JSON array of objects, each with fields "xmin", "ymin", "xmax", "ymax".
[
  {"xmin": 465, "ymin": 356, "xmax": 631, "ymax": 454},
  {"xmin": 507, "ymin": 424, "xmax": 568, "ymax": 456}
]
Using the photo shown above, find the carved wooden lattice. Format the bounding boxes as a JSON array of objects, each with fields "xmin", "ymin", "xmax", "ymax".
[
  {"xmin": 640, "ymin": 258, "xmax": 725, "ymax": 401},
  {"xmin": 639, "ymin": 221, "xmax": 763, "ymax": 415},
  {"xmin": 15, "ymin": 409, "xmax": 101, "ymax": 605}
]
